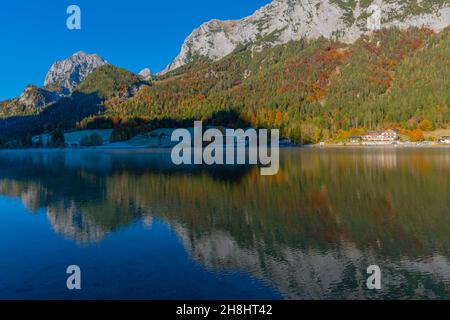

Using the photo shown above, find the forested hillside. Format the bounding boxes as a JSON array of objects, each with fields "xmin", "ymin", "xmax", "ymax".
[{"xmin": 102, "ymin": 27, "xmax": 449, "ymax": 143}]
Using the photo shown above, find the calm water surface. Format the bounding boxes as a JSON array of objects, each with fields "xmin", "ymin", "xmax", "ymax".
[{"xmin": 0, "ymin": 148, "xmax": 449, "ymax": 299}]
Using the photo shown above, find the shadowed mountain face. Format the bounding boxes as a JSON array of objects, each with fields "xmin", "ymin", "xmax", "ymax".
[
  {"xmin": 0, "ymin": 52, "xmax": 108, "ymax": 121},
  {"xmin": 0, "ymin": 149, "xmax": 448, "ymax": 299},
  {"xmin": 0, "ymin": 65, "xmax": 147, "ymax": 137}
]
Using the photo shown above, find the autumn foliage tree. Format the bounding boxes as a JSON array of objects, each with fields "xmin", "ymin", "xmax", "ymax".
[
  {"xmin": 418, "ymin": 118, "xmax": 434, "ymax": 131},
  {"xmin": 409, "ymin": 129, "xmax": 425, "ymax": 142}
]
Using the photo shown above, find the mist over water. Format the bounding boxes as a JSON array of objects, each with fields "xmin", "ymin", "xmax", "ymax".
[{"xmin": 0, "ymin": 148, "xmax": 448, "ymax": 299}]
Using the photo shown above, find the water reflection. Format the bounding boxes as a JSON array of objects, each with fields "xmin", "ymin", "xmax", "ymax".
[{"xmin": 0, "ymin": 148, "xmax": 449, "ymax": 299}]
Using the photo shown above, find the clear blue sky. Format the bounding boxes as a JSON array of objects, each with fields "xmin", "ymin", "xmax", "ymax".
[{"xmin": 0, "ymin": 0, "xmax": 271, "ymax": 100}]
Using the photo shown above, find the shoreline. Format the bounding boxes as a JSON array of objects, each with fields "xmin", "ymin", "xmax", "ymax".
[
  {"xmin": 307, "ymin": 143, "xmax": 450, "ymax": 149},
  {"xmin": 1, "ymin": 144, "xmax": 450, "ymax": 152}
]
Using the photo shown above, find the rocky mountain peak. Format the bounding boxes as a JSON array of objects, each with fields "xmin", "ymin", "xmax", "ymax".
[
  {"xmin": 18, "ymin": 85, "xmax": 63, "ymax": 109},
  {"xmin": 44, "ymin": 51, "xmax": 108, "ymax": 94},
  {"xmin": 163, "ymin": 0, "xmax": 450, "ymax": 73},
  {"xmin": 138, "ymin": 68, "xmax": 153, "ymax": 80}
]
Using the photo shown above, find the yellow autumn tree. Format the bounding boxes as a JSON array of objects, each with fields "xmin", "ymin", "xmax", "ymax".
[{"xmin": 418, "ymin": 118, "xmax": 433, "ymax": 131}]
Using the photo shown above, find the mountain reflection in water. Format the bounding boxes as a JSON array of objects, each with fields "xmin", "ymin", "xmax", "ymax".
[{"xmin": 0, "ymin": 148, "xmax": 448, "ymax": 299}]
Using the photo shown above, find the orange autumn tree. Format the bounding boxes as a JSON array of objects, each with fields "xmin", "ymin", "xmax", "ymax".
[
  {"xmin": 418, "ymin": 118, "xmax": 434, "ymax": 131},
  {"xmin": 275, "ymin": 111, "xmax": 283, "ymax": 128},
  {"xmin": 409, "ymin": 129, "xmax": 425, "ymax": 142}
]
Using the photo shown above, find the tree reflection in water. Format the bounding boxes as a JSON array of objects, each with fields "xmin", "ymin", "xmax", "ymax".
[{"xmin": 0, "ymin": 148, "xmax": 448, "ymax": 299}]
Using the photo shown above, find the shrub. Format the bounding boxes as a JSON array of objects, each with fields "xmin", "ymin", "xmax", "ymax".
[
  {"xmin": 409, "ymin": 129, "xmax": 425, "ymax": 142},
  {"xmin": 49, "ymin": 128, "xmax": 66, "ymax": 148},
  {"xmin": 80, "ymin": 133, "xmax": 104, "ymax": 147},
  {"xmin": 418, "ymin": 118, "xmax": 434, "ymax": 131},
  {"xmin": 109, "ymin": 126, "xmax": 137, "ymax": 142}
]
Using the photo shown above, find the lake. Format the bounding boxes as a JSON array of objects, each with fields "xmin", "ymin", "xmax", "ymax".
[{"xmin": 0, "ymin": 148, "xmax": 448, "ymax": 300}]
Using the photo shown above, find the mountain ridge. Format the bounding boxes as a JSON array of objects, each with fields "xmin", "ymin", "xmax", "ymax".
[
  {"xmin": 163, "ymin": 0, "xmax": 450, "ymax": 73},
  {"xmin": 0, "ymin": 52, "xmax": 109, "ymax": 119},
  {"xmin": 44, "ymin": 51, "xmax": 108, "ymax": 94},
  {"xmin": 0, "ymin": 64, "xmax": 147, "ymax": 138}
]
